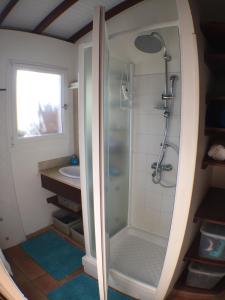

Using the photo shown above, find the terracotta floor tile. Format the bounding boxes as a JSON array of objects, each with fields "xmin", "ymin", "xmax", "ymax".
[
  {"xmin": 10, "ymin": 262, "xmax": 29, "ymax": 286},
  {"xmin": 19, "ymin": 282, "xmax": 48, "ymax": 300},
  {"xmin": 4, "ymin": 228, "xmax": 87, "ymax": 299},
  {"xmin": 3, "ymin": 245, "xmax": 27, "ymax": 263},
  {"xmin": 32, "ymin": 274, "xmax": 59, "ymax": 294},
  {"xmin": 14, "ymin": 255, "xmax": 45, "ymax": 280}
]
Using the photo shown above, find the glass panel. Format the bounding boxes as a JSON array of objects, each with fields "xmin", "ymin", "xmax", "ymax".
[
  {"xmin": 105, "ymin": 58, "xmax": 131, "ymax": 236},
  {"xmin": 103, "ymin": 53, "xmax": 132, "ymax": 299},
  {"xmin": 16, "ymin": 69, "xmax": 62, "ymax": 138},
  {"xmin": 105, "ymin": 25, "xmax": 181, "ymax": 289},
  {"xmin": 83, "ymin": 47, "xmax": 96, "ymax": 257}
]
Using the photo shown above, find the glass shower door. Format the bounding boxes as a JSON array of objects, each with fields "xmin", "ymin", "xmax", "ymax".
[
  {"xmin": 92, "ymin": 6, "xmax": 131, "ymax": 299},
  {"xmin": 92, "ymin": 6, "xmax": 109, "ymax": 299}
]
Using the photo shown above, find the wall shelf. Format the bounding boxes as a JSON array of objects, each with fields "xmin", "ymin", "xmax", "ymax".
[
  {"xmin": 206, "ymin": 95, "xmax": 225, "ymax": 103},
  {"xmin": 201, "ymin": 22, "xmax": 225, "ymax": 48},
  {"xmin": 169, "ymin": 21, "xmax": 225, "ymax": 300},
  {"xmin": 205, "ymin": 127, "xmax": 225, "ymax": 135},
  {"xmin": 205, "ymin": 53, "xmax": 225, "ymax": 73},
  {"xmin": 194, "ymin": 187, "xmax": 225, "ymax": 225},
  {"xmin": 202, "ymin": 155, "xmax": 225, "ymax": 169},
  {"xmin": 201, "ymin": 20, "xmax": 225, "ymax": 167},
  {"xmin": 170, "ymin": 269, "xmax": 220, "ymax": 299},
  {"xmin": 47, "ymin": 195, "xmax": 82, "ymax": 214},
  {"xmin": 185, "ymin": 234, "xmax": 225, "ymax": 267},
  {"xmin": 41, "ymin": 173, "xmax": 81, "ymax": 204}
]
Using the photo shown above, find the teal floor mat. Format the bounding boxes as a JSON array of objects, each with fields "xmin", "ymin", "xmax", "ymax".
[
  {"xmin": 48, "ymin": 273, "xmax": 133, "ymax": 300},
  {"xmin": 21, "ymin": 230, "xmax": 84, "ymax": 280}
]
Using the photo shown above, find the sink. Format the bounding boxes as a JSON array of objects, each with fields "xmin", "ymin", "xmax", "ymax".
[{"xmin": 58, "ymin": 166, "xmax": 80, "ymax": 179}]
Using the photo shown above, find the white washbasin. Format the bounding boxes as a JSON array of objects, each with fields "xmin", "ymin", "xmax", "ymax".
[{"xmin": 58, "ymin": 165, "xmax": 80, "ymax": 179}]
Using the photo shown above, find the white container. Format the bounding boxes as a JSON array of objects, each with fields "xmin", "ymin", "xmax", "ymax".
[
  {"xmin": 71, "ymin": 222, "xmax": 84, "ymax": 245},
  {"xmin": 186, "ymin": 262, "xmax": 225, "ymax": 289},
  {"xmin": 53, "ymin": 209, "xmax": 82, "ymax": 235},
  {"xmin": 199, "ymin": 223, "xmax": 225, "ymax": 260}
]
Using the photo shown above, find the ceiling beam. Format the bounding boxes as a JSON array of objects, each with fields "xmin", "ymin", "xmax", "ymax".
[
  {"xmin": 0, "ymin": 0, "xmax": 19, "ymax": 25},
  {"xmin": 68, "ymin": 0, "xmax": 144, "ymax": 43},
  {"xmin": 33, "ymin": 0, "xmax": 78, "ymax": 34}
]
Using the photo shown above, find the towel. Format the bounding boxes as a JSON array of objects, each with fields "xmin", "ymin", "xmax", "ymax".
[{"xmin": 208, "ymin": 144, "xmax": 225, "ymax": 161}]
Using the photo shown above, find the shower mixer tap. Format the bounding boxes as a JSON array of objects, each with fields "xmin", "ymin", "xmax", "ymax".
[
  {"xmin": 163, "ymin": 111, "xmax": 170, "ymax": 118},
  {"xmin": 151, "ymin": 162, "xmax": 173, "ymax": 172}
]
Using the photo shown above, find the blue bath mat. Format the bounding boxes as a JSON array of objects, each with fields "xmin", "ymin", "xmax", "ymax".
[
  {"xmin": 48, "ymin": 274, "xmax": 133, "ymax": 300},
  {"xmin": 21, "ymin": 230, "xmax": 84, "ymax": 280}
]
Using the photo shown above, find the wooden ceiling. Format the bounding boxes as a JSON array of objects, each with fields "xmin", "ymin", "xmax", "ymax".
[{"xmin": 0, "ymin": 0, "xmax": 144, "ymax": 44}]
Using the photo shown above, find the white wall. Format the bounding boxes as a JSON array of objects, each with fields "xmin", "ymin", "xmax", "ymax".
[
  {"xmin": 0, "ymin": 30, "xmax": 77, "ymax": 247},
  {"xmin": 125, "ymin": 26, "xmax": 181, "ymax": 239},
  {"xmin": 0, "ymin": 91, "xmax": 25, "ymax": 248}
]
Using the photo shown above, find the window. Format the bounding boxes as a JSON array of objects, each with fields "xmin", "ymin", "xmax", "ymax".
[{"xmin": 15, "ymin": 67, "xmax": 63, "ymax": 138}]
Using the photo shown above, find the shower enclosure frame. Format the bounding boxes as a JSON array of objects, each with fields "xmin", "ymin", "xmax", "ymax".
[{"xmin": 78, "ymin": 1, "xmax": 200, "ymax": 299}]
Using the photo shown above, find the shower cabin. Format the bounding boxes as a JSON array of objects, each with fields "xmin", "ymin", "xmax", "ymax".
[{"xmin": 78, "ymin": 2, "xmax": 198, "ymax": 300}]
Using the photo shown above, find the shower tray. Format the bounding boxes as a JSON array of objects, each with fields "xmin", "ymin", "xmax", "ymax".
[
  {"xmin": 110, "ymin": 227, "xmax": 167, "ymax": 287},
  {"xmin": 83, "ymin": 226, "xmax": 168, "ymax": 299}
]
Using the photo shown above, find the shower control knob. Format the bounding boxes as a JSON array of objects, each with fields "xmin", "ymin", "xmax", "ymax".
[{"xmin": 163, "ymin": 111, "xmax": 170, "ymax": 118}]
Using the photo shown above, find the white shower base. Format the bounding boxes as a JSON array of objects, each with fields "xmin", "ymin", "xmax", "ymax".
[{"xmin": 83, "ymin": 226, "xmax": 168, "ymax": 300}]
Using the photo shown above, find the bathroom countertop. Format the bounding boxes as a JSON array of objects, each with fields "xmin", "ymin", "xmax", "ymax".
[{"xmin": 40, "ymin": 167, "xmax": 81, "ymax": 190}]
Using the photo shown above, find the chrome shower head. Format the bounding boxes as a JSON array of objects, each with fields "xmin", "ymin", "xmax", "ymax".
[{"xmin": 134, "ymin": 31, "xmax": 168, "ymax": 58}]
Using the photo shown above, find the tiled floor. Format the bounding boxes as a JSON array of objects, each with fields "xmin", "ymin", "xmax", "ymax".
[{"xmin": 3, "ymin": 226, "xmax": 84, "ymax": 300}]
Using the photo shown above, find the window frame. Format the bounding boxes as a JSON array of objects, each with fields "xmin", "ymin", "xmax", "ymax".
[{"xmin": 10, "ymin": 62, "xmax": 67, "ymax": 144}]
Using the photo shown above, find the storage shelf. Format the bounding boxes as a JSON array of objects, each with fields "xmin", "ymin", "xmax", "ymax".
[
  {"xmin": 205, "ymin": 127, "xmax": 225, "ymax": 135},
  {"xmin": 169, "ymin": 21, "xmax": 225, "ymax": 300},
  {"xmin": 47, "ymin": 195, "xmax": 82, "ymax": 214},
  {"xmin": 185, "ymin": 234, "xmax": 225, "ymax": 267},
  {"xmin": 206, "ymin": 95, "xmax": 225, "ymax": 103},
  {"xmin": 174, "ymin": 269, "xmax": 219, "ymax": 295},
  {"xmin": 202, "ymin": 155, "xmax": 225, "ymax": 169},
  {"xmin": 205, "ymin": 53, "xmax": 225, "ymax": 73},
  {"xmin": 194, "ymin": 187, "xmax": 225, "ymax": 225},
  {"xmin": 201, "ymin": 22, "xmax": 225, "ymax": 47}
]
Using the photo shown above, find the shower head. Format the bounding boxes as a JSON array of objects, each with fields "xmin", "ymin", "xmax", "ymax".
[{"xmin": 134, "ymin": 31, "xmax": 168, "ymax": 57}]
